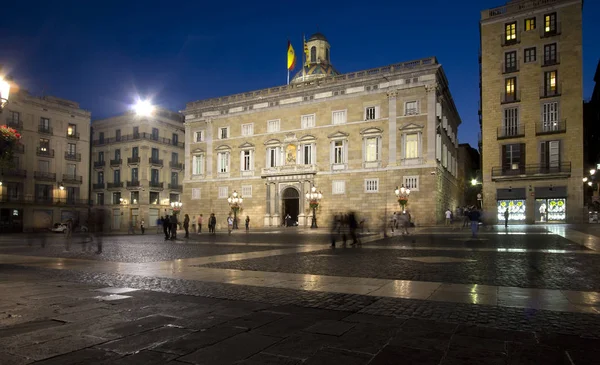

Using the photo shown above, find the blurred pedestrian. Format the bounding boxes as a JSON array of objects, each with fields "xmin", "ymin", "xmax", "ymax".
[
  {"xmin": 330, "ymin": 214, "xmax": 339, "ymax": 248},
  {"xmin": 227, "ymin": 214, "xmax": 234, "ymax": 235},
  {"xmin": 462, "ymin": 206, "xmax": 470, "ymax": 229},
  {"xmin": 192, "ymin": 215, "xmax": 196, "ymax": 233},
  {"xmin": 65, "ymin": 218, "xmax": 73, "ymax": 251},
  {"xmin": 128, "ymin": 220, "xmax": 136, "ymax": 234},
  {"xmin": 170, "ymin": 214, "xmax": 178, "ymax": 239},
  {"xmin": 245, "ymin": 216, "xmax": 250, "ymax": 232},
  {"xmin": 198, "ymin": 214, "xmax": 203, "ymax": 234},
  {"xmin": 183, "ymin": 214, "xmax": 190, "ymax": 238},
  {"xmin": 156, "ymin": 217, "xmax": 162, "ymax": 234},
  {"xmin": 445, "ymin": 208, "xmax": 452, "ymax": 226},
  {"xmin": 504, "ymin": 208, "xmax": 509, "ymax": 228},
  {"xmin": 209, "ymin": 213, "xmax": 217, "ymax": 234},
  {"xmin": 162, "ymin": 215, "xmax": 170, "ymax": 240},
  {"xmin": 140, "ymin": 219, "xmax": 145, "ymax": 234},
  {"xmin": 348, "ymin": 212, "xmax": 360, "ymax": 246},
  {"xmin": 469, "ymin": 207, "xmax": 481, "ymax": 238}
]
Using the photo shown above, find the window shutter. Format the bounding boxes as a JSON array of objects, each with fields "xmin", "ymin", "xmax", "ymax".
[
  {"xmin": 540, "ymin": 142, "xmax": 547, "ymax": 168},
  {"xmin": 502, "ymin": 145, "xmax": 507, "ymax": 168},
  {"xmin": 519, "ymin": 143, "xmax": 526, "ymax": 173}
]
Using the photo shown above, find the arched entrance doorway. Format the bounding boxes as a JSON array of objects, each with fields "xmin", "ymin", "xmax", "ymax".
[{"xmin": 282, "ymin": 187, "xmax": 300, "ymax": 226}]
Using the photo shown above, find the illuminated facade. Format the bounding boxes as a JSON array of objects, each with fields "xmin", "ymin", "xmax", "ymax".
[
  {"xmin": 91, "ymin": 109, "xmax": 184, "ymax": 231},
  {"xmin": 480, "ymin": 0, "xmax": 584, "ymax": 223},
  {"xmin": 182, "ymin": 34, "xmax": 463, "ymax": 228},
  {"xmin": 0, "ymin": 89, "xmax": 91, "ymax": 232}
]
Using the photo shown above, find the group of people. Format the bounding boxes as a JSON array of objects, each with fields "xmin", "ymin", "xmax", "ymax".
[
  {"xmin": 330, "ymin": 212, "xmax": 361, "ymax": 247},
  {"xmin": 390, "ymin": 211, "xmax": 412, "ymax": 235},
  {"xmin": 152, "ymin": 212, "xmax": 248, "ymax": 239}
]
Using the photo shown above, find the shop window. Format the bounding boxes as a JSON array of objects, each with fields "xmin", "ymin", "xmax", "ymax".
[
  {"xmin": 536, "ymin": 198, "xmax": 566, "ymax": 222},
  {"xmin": 497, "ymin": 200, "xmax": 526, "ymax": 222}
]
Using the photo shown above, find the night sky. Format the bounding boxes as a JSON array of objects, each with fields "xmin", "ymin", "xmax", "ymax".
[{"xmin": 1, "ymin": 0, "xmax": 598, "ymax": 149}]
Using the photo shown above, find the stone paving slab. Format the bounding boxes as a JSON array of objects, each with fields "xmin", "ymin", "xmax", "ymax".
[{"xmin": 1, "ymin": 270, "xmax": 600, "ymax": 364}]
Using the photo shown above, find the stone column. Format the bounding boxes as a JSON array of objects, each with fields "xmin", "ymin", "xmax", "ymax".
[
  {"xmin": 273, "ymin": 183, "xmax": 281, "ymax": 226},
  {"xmin": 426, "ymin": 84, "xmax": 438, "ymax": 162},
  {"xmin": 298, "ymin": 180, "xmax": 306, "ymax": 226},
  {"xmin": 263, "ymin": 182, "xmax": 271, "ymax": 226},
  {"xmin": 387, "ymin": 91, "xmax": 398, "ymax": 166},
  {"xmin": 206, "ymin": 119, "xmax": 213, "ymax": 177}
]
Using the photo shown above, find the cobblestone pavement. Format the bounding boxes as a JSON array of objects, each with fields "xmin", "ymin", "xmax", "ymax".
[{"xmin": 1, "ymin": 268, "xmax": 600, "ymax": 364}]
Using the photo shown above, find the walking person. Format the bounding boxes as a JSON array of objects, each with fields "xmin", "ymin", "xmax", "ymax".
[
  {"xmin": 162, "ymin": 215, "xmax": 170, "ymax": 240},
  {"xmin": 156, "ymin": 217, "xmax": 162, "ymax": 234},
  {"xmin": 504, "ymin": 208, "xmax": 509, "ymax": 228},
  {"xmin": 227, "ymin": 214, "xmax": 234, "ymax": 235},
  {"xmin": 65, "ymin": 218, "xmax": 73, "ymax": 251},
  {"xmin": 197, "ymin": 214, "xmax": 203, "ymax": 234},
  {"xmin": 469, "ymin": 207, "xmax": 481, "ymax": 238},
  {"xmin": 330, "ymin": 214, "xmax": 339, "ymax": 248},
  {"xmin": 209, "ymin": 213, "xmax": 217, "ymax": 234},
  {"xmin": 348, "ymin": 212, "xmax": 360, "ymax": 246},
  {"xmin": 445, "ymin": 208, "xmax": 452, "ymax": 226},
  {"xmin": 192, "ymin": 215, "xmax": 196, "ymax": 234},
  {"xmin": 140, "ymin": 219, "xmax": 145, "ymax": 234},
  {"xmin": 170, "ymin": 214, "xmax": 178, "ymax": 239},
  {"xmin": 462, "ymin": 206, "xmax": 470, "ymax": 229},
  {"xmin": 128, "ymin": 219, "xmax": 136, "ymax": 234},
  {"xmin": 183, "ymin": 214, "xmax": 190, "ymax": 238},
  {"xmin": 245, "ymin": 216, "xmax": 250, "ymax": 232}
]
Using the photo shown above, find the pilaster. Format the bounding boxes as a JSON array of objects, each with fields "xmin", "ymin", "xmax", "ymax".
[{"xmin": 387, "ymin": 90, "xmax": 398, "ymax": 166}]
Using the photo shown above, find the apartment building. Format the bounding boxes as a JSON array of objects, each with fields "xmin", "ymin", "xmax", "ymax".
[
  {"xmin": 182, "ymin": 33, "xmax": 463, "ymax": 228},
  {"xmin": 480, "ymin": 0, "xmax": 584, "ymax": 223},
  {"xmin": 0, "ymin": 89, "xmax": 91, "ymax": 232},
  {"xmin": 91, "ymin": 109, "xmax": 184, "ymax": 231}
]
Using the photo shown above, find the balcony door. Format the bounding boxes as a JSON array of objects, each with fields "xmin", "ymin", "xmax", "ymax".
[{"xmin": 541, "ymin": 140, "xmax": 560, "ymax": 172}]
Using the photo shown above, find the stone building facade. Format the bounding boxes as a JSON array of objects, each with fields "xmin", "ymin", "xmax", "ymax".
[
  {"xmin": 0, "ymin": 89, "xmax": 91, "ymax": 232},
  {"xmin": 480, "ymin": 0, "xmax": 584, "ymax": 224},
  {"xmin": 182, "ymin": 34, "xmax": 462, "ymax": 228},
  {"xmin": 91, "ymin": 109, "xmax": 184, "ymax": 231}
]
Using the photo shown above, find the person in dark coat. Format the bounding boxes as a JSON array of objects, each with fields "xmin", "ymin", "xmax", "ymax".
[
  {"xmin": 162, "ymin": 215, "xmax": 170, "ymax": 240},
  {"xmin": 183, "ymin": 214, "xmax": 190, "ymax": 238},
  {"xmin": 170, "ymin": 214, "xmax": 178, "ymax": 239},
  {"xmin": 348, "ymin": 211, "xmax": 360, "ymax": 246}
]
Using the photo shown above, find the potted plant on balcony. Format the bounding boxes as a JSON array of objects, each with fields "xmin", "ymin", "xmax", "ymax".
[{"xmin": 0, "ymin": 124, "xmax": 21, "ymax": 169}]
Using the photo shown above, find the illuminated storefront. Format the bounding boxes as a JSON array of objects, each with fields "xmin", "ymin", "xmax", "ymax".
[
  {"xmin": 535, "ymin": 198, "xmax": 566, "ymax": 223},
  {"xmin": 497, "ymin": 200, "xmax": 526, "ymax": 222}
]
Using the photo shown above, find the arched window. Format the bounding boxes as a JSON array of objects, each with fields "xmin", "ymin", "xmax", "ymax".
[
  {"xmin": 325, "ymin": 48, "xmax": 330, "ymax": 62},
  {"xmin": 310, "ymin": 46, "xmax": 316, "ymax": 63}
]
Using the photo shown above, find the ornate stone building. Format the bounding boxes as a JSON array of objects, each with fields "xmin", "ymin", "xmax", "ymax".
[
  {"xmin": 182, "ymin": 34, "xmax": 462, "ymax": 228},
  {"xmin": 0, "ymin": 89, "xmax": 91, "ymax": 232},
  {"xmin": 91, "ymin": 108, "xmax": 184, "ymax": 231},
  {"xmin": 479, "ymin": 0, "xmax": 584, "ymax": 224}
]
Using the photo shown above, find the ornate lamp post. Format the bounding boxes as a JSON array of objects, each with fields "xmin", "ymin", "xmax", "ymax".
[
  {"xmin": 170, "ymin": 201, "xmax": 183, "ymax": 215},
  {"xmin": 227, "ymin": 190, "xmax": 243, "ymax": 229},
  {"xmin": 395, "ymin": 185, "xmax": 411, "ymax": 212},
  {"xmin": 305, "ymin": 186, "xmax": 323, "ymax": 229},
  {"xmin": 0, "ymin": 75, "xmax": 10, "ymax": 112}
]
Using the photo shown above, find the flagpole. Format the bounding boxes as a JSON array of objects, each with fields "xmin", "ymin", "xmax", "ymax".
[
  {"xmin": 287, "ymin": 69, "xmax": 289, "ymax": 85},
  {"xmin": 302, "ymin": 34, "xmax": 306, "ymax": 81}
]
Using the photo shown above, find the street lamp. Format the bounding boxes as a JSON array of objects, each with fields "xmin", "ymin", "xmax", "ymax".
[
  {"xmin": 171, "ymin": 201, "xmax": 183, "ymax": 215},
  {"xmin": 133, "ymin": 99, "xmax": 154, "ymax": 116},
  {"xmin": 227, "ymin": 190, "xmax": 243, "ymax": 229},
  {"xmin": 395, "ymin": 185, "xmax": 411, "ymax": 212},
  {"xmin": 305, "ymin": 186, "xmax": 323, "ymax": 229},
  {"xmin": 471, "ymin": 179, "xmax": 479, "ymax": 186},
  {"xmin": 0, "ymin": 75, "xmax": 10, "ymax": 111}
]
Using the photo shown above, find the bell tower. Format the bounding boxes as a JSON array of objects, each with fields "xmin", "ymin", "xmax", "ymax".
[{"xmin": 305, "ymin": 32, "xmax": 331, "ymax": 66}]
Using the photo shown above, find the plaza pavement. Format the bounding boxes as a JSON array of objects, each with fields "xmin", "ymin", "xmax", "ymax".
[{"xmin": 0, "ymin": 225, "xmax": 599, "ymax": 364}]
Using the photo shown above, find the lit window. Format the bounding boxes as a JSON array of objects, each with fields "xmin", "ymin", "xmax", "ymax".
[
  {"xmin": 544, "ymin": 13, "xmax": 556, "ymax": 33},
  {"xmin": 505, "ymin": 22, "xmax": 517, "ymax": 41},
  {"xmin": 505, "ymin": 78, "xmax": 516, "ymax": 94},
  {"xmin": 525, "ymin": 17, "xmax": 536, "ymax": 31},
  {"xmin": 332, "ymin": 110, "xmax": 346, "ymax": 125},
  {"xmin": 67, "ymin": 124, "xmax": 76, "ymax": 136},
  {"xmin": 405, "ymin": 134, "xmax": 419, "ymax": 159},
  {"xmin": 365, "ymin": 137, "xmax": 379, "ymax": 162}
]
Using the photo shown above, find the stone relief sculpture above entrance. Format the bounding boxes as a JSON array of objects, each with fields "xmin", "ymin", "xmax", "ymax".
[{"xmin": 286, "ymin": 144, "xmax": 297, "ymax": 165}]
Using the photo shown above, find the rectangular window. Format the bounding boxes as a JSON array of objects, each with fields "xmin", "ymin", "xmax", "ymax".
[
  {"xmin": 403, "ymin": 176, "xmax": 420, "ymax": 191},
  {"xmin": 332, "ymin": 180, "xmax": 345, "ymax": 195},
  {"xmin": 405, "ymin": 101, "xmax": 418, "ymax": 115},
  {"xmin": 525, "ymin": 17, "xmax": 536, "ymax": 31},
  {"xmin": 113, "ymin": 169, "xmax": 121, "ymax": 183},
  {"xmin": 219, "ymin": 127, "xmax": 229, "ymax": 139},
  {"xmin": 241, "ymin": 123, "xmax": 254, "ymax": 136},
  {"xmin": 540, "ymin": 140, "xmax": 560, "ymax": 170},
  {"xmin": 542, "ymin": 102, "xmax": 559, "ymax": 131},
  {"xmin": 151, "ymin": 169, "xmax": 159, "ymax": 183},
  {"xmin": 267, "ymin": 147, "xmax": 280, "ymax": 168},
  {"xmin": 333, "ymin": 140, "xmax": 344, "ymax": 164},
  {"xmin": 505, "ymin": 77, "xmax": 517, "ymax": 101},
  {"xmin": 149, "ymin": 191, "xmax": 159, "ymax": 205},
  {"xmin": 132, "ymin": 146, "xmax": 139, "ymax": 158},
  {"xmin": 267, "ymin": 119, "xmax": 280, "ymax": 133},
  {"xmin": 365, "ymin": 179, "xmax": 379, "ymax": 193},
  {"xmin": 544, "ymin": 71, "xmax": 557, "ymax": 95},
  {"xmin": 365, "ymin": 106, "xmax": 378, "ymax": 120},
  {"xmin": 169, "ymin": 193, "xmax": 179, "ymax": 203},
  {"xmin": 8, "ymin": 111, "xmax": 19, "ymax": 122},
  {"xmin": 98, "ymin": 171, "xmax": 104, "ymax": 184},
  {"xmin": 544, "ymin": 13, "xmax": 557, "ymax": 34},
  {"xmin": 524, "ymin": 47, "xmax": 536, "ymax": 63},
  {"xmin": 191, "ymin": 188, "xmax": 201, "ymax": 200},
  {"xmin": 39, "ymin": 138, "xmax": 49, "ymax": 152},
  {"xmin": 503, "ymin": 143, "xmax": 523, "ymax": 170},
  {"xmin": 131, "ymin": 168, "xmax": 138, "ymax": 181},
  {"xmin": 98, "ymin": 151, "xmax": 104, "ymax": 162},
  {"xmin": 503, "ymin": 107, "xmax": 520, "ymax": 136},
  {"xmin": 172, "ymin": 133, "xmax": 178, "ymax": 145},
  {"xmin": 365, "ymin": 137, "xmax": 379, "ymax": 162},
  {"xmin": 151, "ymin": 148, "xmax": 159, "ymax": 160},
  {"xmin": 171, "ymin": 172, "xmax": 178, "ymax": 185},
  {"xmin": 40, "ymin": 117, "xmax": 50, "ymax": 129},
  {"xmin": 504, "ymin": 51, "xmax": 517, "ymax": 72},
  {"xmin": 195, "ymin": 131, "xmax": 204, "ymax": 142},
  {"xmin": 99, "ymin": 132, "xmax": 105, "ymax": 144},
  {"xmin": 97, "ymin": 193, "xmax": 104, "ymax": 206},
  {"xmin": 38, "ymin": 160, "xmax": 49, "ymax": 172},
  {"xmin": 115, "ymin": 129, "xmax": 121, "ymax": 141},
  {"xmin": 133, "ymin": 126, "xmax": 139, "ymax": 138},
  {"xmin": 114, "ymin": 149, "xmax": 121, "ymax": 160},
  {"xmin": 242, "ymin": 185, "xmax": 252, "ymax": 198},
  {"xmin": 301, "ymin": 114, "xmax": 315, "ymax": 129},
  {"xmin": 67, "ymin": 163, "xmax": 76, "ymax": 176},
  {"xmin": 131, "ymin": 191, "xmax": 139, "ymax": 204},
  {"xmin": 505, "ymin": 22, "xmax": 517, "ymax": 42},
  {"xmin": 67, "ymin": 143, "xmax": 76, "ymax": 155},
  {"xmin": 171, "ymin": 152, "xmax": 178, "ymax": 164},
  {"xmin": 218, "ymin": 186, "xmax": 228, "ymax": 199},
  {"xmin": 192, "ymin": 154, "xmax": 204, "ymax": 175},
  {"xmin": 112, "ymin": 192, "xmax": 121, "ymax": 205},
  {"xmin": 242, "ymin": 150, "xmax": 252, "ymax": 171},
  {"xmin": 152, "ymin": 128, "xmax": 159, "ymax": 140},
  {"xmin": 302, "ymin": 144, "xmax": 313, "ymax": 165},
  {"xmin": 405, "ymin": 134, "xmax": 419, "ymax": 159},
  {"xmin": 218, "ymin": 152, "xmax": 229, "ymax": 173},
  {"xmin": 332, "ymin": 110, "xmax": 346, "ymax": 125},
  {"xmin": 543, "ymin": 43, "xmax": 557, "ymax": 65},
  {"xmin": 67, "ymin": 124, "xmax": 76, "ymax": 136}
]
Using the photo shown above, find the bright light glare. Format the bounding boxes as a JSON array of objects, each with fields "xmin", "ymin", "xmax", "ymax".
[
  {"xmin": 471, "ymin": 179, "xmax": 478, "ymax": 186},
  {"xmin": 591, "ymin": 169, "xmax": 596, "ymax": 176},
  {"xmin": 133, "ymin": 100, "xmax": 154, "ymax": 116}
]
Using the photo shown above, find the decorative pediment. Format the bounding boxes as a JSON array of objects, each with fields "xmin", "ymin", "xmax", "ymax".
[
  {"xmin": 299, "ymin": 134, "xmax": 317, "ymax": 142},
  {"xmin": 283, "ymin": 132, "xmax": 297, "ymax": 142},
  {"xmin": 238, "ymin": 141, "xmax": 255, "ymax": 149},
  {"xmin": 215, "ymin": 144, "xmax": 231, "ymax": 151},
  {"xmin": 399, "ymin": 123, "xmax": 424, "ymax": 131},
  {"xmin": 360, "ymin": 127, "xmax": 384, "ymax": 136},
  {"xmin": 192, "ymin": 148, "xmax": 205, "ymax": 154},
  {"xmin": 327, "ymin": 131, "xmax": 350, "ymax": 139},
  {"xmin": 264, "ymin": 139, "xmax": 282, "ymax": 146}
]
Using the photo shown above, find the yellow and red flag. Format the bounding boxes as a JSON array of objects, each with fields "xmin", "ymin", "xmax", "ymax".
[
  {"xmin": 304, "ymin": 35, "xmax": 310, "ymax": 67},
  {"xmin": 287, "ymin": 41, "xmax": 296, "ymax": 71}
]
